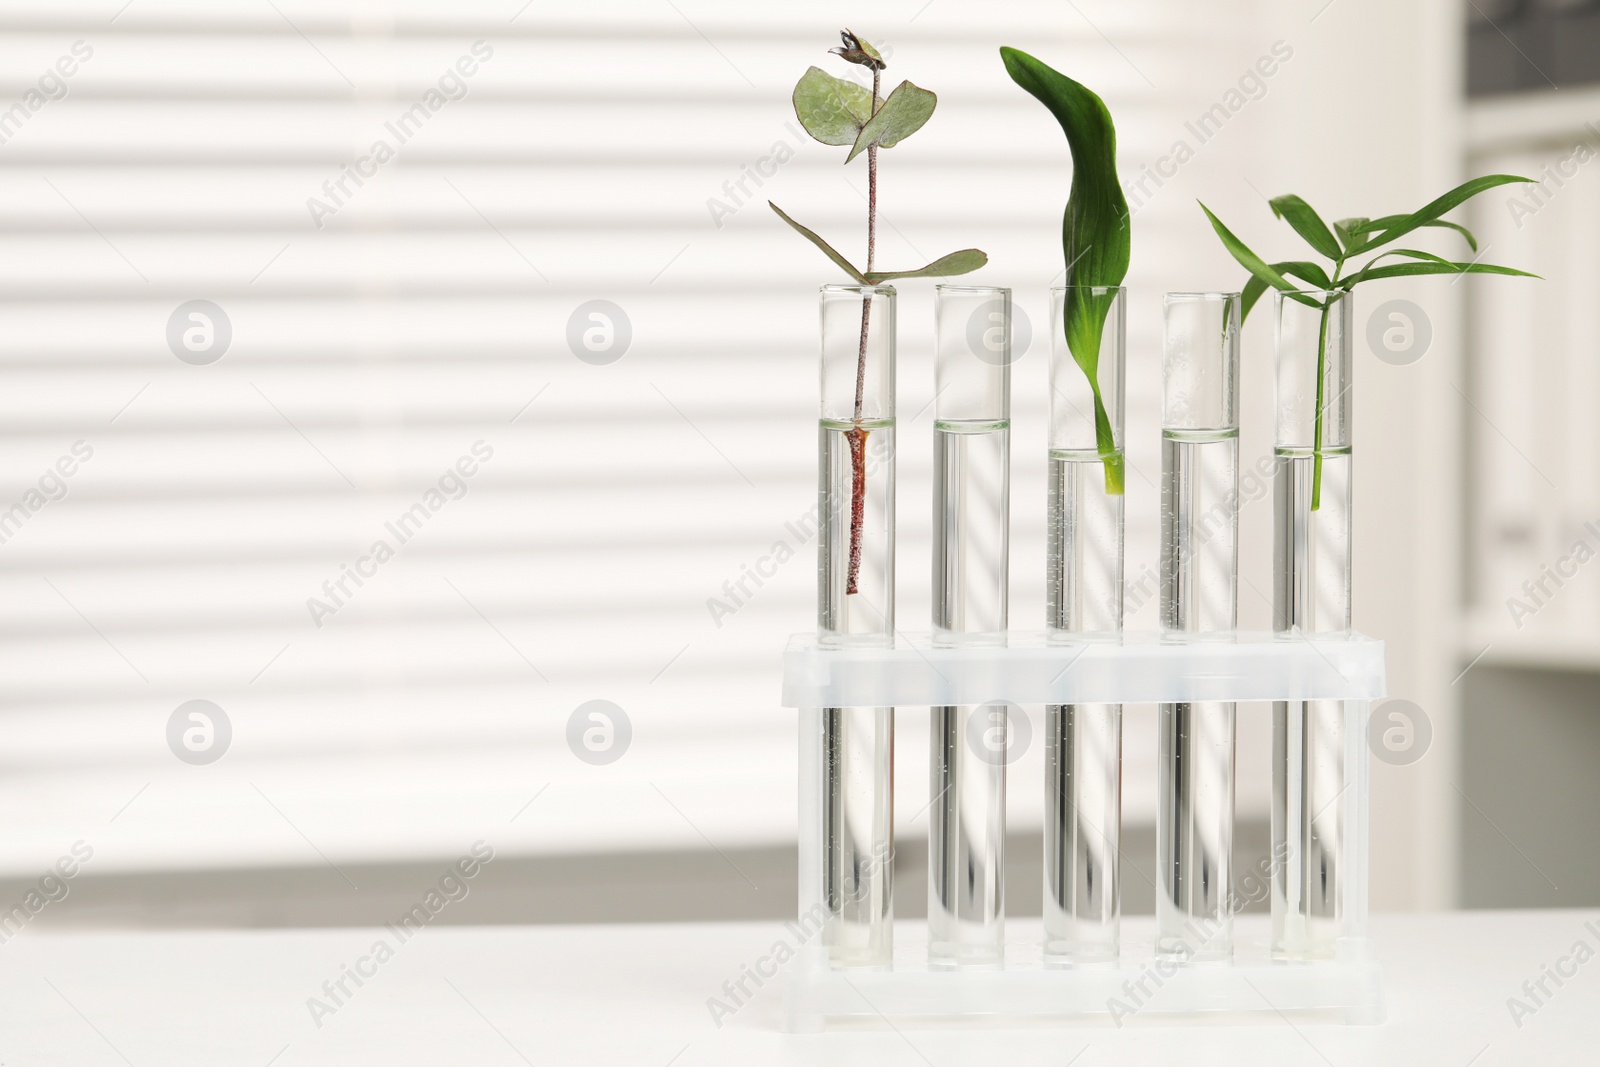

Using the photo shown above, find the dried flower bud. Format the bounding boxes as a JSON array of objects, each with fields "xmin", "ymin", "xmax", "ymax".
[{"xmin": 830, "ymin": 29, "xmax": 886, "ymax": 71}]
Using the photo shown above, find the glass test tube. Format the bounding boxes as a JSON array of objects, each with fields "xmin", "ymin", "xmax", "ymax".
[
  {"xmin": 1157, "ymin": 292, "xmax": 1241, "ymax": 962},
  {"xmin": 810, "ymin": 284, "xmax": 896, "ymax": 968},
  {"xmin": 1272, "ymin": 290, "xmax": 1353, "ymax": 960},
  {"xmin": 1043, "ymin": 286, "xmax": 1126, "ymax": 966},
  {"xmin": 928, "ymin": 285, "xmax": 1010, "ymax": 968}
]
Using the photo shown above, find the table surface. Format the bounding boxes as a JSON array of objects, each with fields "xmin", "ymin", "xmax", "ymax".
[{"xmin": 1, "ymin": 911, "xmax": 1595, "ymax": 1065}]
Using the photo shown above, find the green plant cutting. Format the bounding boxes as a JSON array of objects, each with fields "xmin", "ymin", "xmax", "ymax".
[
  {"xmin": 771, "ymin": 30, "xmax": 987, "ymax": 595},
  {"xmin": 1200, "ymin": 177, "xmax": 1539, "ymax": 508},
  {"xmin": 1001, "ymin": 46, "xmax": 1129, "ymax": 495}
]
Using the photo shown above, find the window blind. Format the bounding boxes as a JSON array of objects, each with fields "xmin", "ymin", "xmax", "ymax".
[{"xmin": 0, "ymin": 0, "xmax": 1278, "ymax": 878}]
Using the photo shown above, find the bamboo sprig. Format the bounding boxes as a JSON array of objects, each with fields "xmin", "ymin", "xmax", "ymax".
[{"xmin": 1200, "ymin": 177, "xmax": 1540, "ymax": 508}]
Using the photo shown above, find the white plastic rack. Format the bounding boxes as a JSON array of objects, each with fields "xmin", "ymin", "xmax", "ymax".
[{"xmin": 782, "ymin": 631, "xmax": 1387, "ymax": 1030}]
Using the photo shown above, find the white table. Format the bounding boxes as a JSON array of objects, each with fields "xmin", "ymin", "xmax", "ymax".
[{"xmin": 1, "ymin": 911, "xmax": 1594, "ymax": 1064}]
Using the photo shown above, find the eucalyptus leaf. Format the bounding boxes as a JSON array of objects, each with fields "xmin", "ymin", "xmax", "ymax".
[
  {"xmin": 846, "ymin": 80, "xmax": 937, "ymax": 162},
  {"xmin": 864, "ymin": 248, "xmax": 987, "ymax": 283},
  {"xmin": 1002, "ymin": 45, "xmax": 1129, "ymax": 494},
  {"xmin": 767, "ymin": 201, "xmax": 869, "ymax": 283},
  {"xmin": 792, "ymin": 66, "xmax": 878, "ymax": 147},
  {"xmin": 1269, "ymin": 194, "xmax": 1342, "ymax": 261},
  {"xmin": 830, "ymin": 29, "xmax": 885, "ymax": 70},
  {"xmin": 852, "ymin": 32, "xmax": 884, "ymax": 65}
]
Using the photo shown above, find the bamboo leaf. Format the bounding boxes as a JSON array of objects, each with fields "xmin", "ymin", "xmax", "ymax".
[
  {"xmin": 1333, "ymin": 216, "xmax": 1369, "ymax": 251},
  {"xmin": 1241, "ymin": 276, "xmax": 1273, "ymax": 322},
  {"xmin": 1002, "ymin": 45, "xmax": 1129, "ymax": 493},
  {"xmin": 1241, "ymin": 260, "xmax": 1331, "ymax": 321},
  {"xmin": 1200, "ymin": 202, "xmax": 1295, "ymax": 290},
  {"xmin": 863, "ymin": 248, "xmax": 986, "ymax": 283},
  {"xmin": 1269, "ymin": 194, "xmax": 1342, "ymax": 261},
  {"xmin": 1199, "ymin": 202, "xmax": 1331, "ymax": 324},
  {"xmin": 1358, "ymin": 247, "xmax": 1454, "ymax": 271},
  {"xmin": 1337, "ymin": 260, "xmax": 1540, "ymax": 287},
  {"xmin": 1342, "ymin": 175, "xmax": 1533, "ymax": 256},
  {"xmin": 1343, "ymin": 215, "xmax": 1478, "ymax": 252},
  {"xmin": 846, "ymin": 80, "xmax": 937, "ymax": 163},
  {"xmin": 767, "ymin": 201, "xmax": 869, "ymax": 284},
  {"xmin": 791, "ymin": 66, "xmax": 878, "ymax": 147},
  {"xmin": 1242, "ymin": 276, "xmax": 1268, "ymax": 321},
  {"xmin": 1277, "ymin": 260, "xmax": 1332, "ymax": 288}
]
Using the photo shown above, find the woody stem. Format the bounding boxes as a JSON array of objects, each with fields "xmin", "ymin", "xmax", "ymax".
[{"xmin": 845, "ymin": 68, "xmax": 881, "ymax": 597}]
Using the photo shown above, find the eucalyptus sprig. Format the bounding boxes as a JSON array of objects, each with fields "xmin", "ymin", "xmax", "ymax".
[
  {"xmin": 772, "ymin": 30, "xmax": 988, "ymax": 596},
  {"xmin": 1001, "ymin": 46, "xmax": 1129, "ymax": 494},
  {"xmin": 770, "ymin": 31, "xmax": 988, "ymax": 286},
  {"xmin": 1200, "ymin": 177, "xmax": 1540, "ymax": 508}
]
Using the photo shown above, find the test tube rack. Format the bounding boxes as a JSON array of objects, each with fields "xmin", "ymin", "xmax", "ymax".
[{"xmin": 782, "ymin": 631, "xmax": 1386, "ymax": 1030}]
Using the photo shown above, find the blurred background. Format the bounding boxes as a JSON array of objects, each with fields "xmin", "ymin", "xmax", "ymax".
[{"xmin": 0, "ymin": 0, "xmax": 1593, "ymax": 931}]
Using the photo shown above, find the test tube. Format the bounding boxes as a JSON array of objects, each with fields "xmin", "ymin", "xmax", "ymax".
[
  {"xmin": 1157, "ymin": 292, "xmax": 1241, "ymax": 962},
  {"xmin": 1043, "ymin": 285, "xmax": 1126, "ymax": 966},
  {"xmin": 807, "ymin": 284, "xmax": 897, "ymax": 968},
  {"xmin": 1272, "ymin": 289, "xmax": 1354, "ymax": 960},
  {"xmin": 927, "ymin": 285, "xmax": 1011, "ymax": 968}
]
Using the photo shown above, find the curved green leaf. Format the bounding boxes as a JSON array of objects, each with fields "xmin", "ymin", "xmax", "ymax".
[
  {"xmin": 768, "ymin": 201, "xmax": 869, "ymax": 283},
  {"xmin": 792, "ymin": 66, "xmax": 878, "ymax": 147},
  {"xmin": 864, "ymin": 248, "xmax": 986, "ymax": 283},
  {"xmin": 846, "ymin": 80, "xmax": 937, "ymax": 162},
  {"xmin": 1002, "ymin": 45, "xmax": 1129, "ymax": 493},
  {"xmin": 1337, "ymin": 260, "xmax": 1540, "ymax": 288},
  {"xmin": 1342, "ymin": 174, "xmax": 1533, "ymax": 256},
  {"xmin": 1269, "ymin": 194, "xmax": 1342, "ymax": 261}
]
